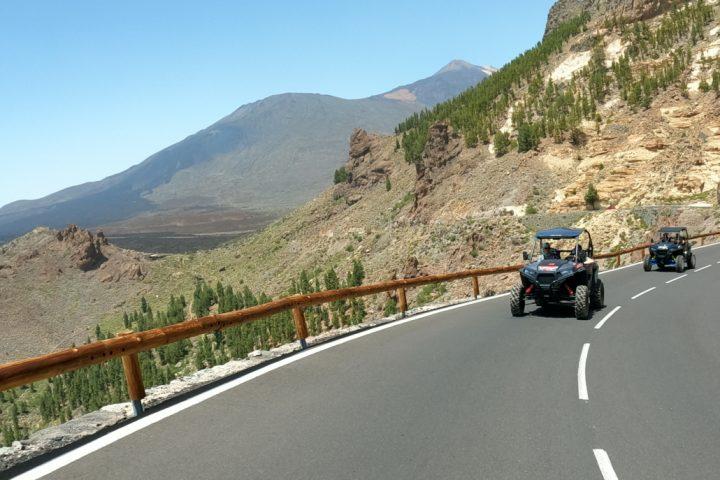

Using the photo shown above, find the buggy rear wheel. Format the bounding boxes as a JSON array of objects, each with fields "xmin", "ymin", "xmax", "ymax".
[
  {"xmin": 675, "ymin": 254, "xmax": 685, "ymax": 273},
  {"xmin": 510, "ymin": 283, "xmax": 525, "ymax": 317},
  {"xmin": 687, "ymin": 253, "xmax": 696, "ymax": 269},
  {"xmin": 591, "ymin": 279, "xmax": 604, "ymax": 309},
  {"xmin": 575, "ymin": 285, "xmax": 590, "ymax": 320}
]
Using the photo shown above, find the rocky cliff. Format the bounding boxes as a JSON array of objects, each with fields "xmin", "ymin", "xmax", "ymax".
[{"xmin": 545, "ymin": 0, "xmax": 685, "ymax": 36}]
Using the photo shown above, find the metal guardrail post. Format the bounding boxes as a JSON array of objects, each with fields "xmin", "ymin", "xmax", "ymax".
[
  {"xmin": 292, "ymin": 307, "xmax": 309, "ymax": 349},
  {"xmin": 397, "ymin": 288, "xmax": 408, "ymax": 317},
  {"xmin": 472, "ymin": 276, "xmax": 480, "ymax": 299}
]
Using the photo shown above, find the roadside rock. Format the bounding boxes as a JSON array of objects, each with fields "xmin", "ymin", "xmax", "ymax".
[{"xmin": 675, "ymin": 175, "xmax": 704, "ymax": 194}]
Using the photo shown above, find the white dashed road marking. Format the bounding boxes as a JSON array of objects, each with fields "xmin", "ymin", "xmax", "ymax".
[
  {"xmin": 666, "ymin": 274, "xmax": 687, "ymax": 284},
  {"xmin": 631, "ymin": 287, "xmax": 656, "ymax": 300},
  {"xmin": 594, "ymin": 306, "xmax": 621, "ymax": 330},
  {"xmin": 593, "ymin": 449, "xmax": 620, "ymax": 480},
  {"xmin": 578, "ymin": 343, "xmax": 590, "ymax": 401},
  {"xmin": 695, "ymin": 265, "xmax": 711, "ymax": 272}
]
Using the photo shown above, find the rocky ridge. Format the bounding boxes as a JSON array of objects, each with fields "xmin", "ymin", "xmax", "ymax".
[
  {"xmin": 0, "ymin": 226, "xmax": 149, "ymax": 360},
  {"xmin": 545, "ymin": 0, "xmax": 685, "ymax": 36}
]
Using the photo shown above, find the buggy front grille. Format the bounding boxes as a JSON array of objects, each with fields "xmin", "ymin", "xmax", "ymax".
[{"xmin": 537, "ymin": 273, "xmax": 555, "ymax": 286}]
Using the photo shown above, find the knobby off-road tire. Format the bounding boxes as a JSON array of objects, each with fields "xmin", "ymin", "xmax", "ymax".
[
  {"xmin": 591, "ymin": 279, "xmax": 604, "ymax": 309},
  {"xmin": 675, "ymin": 254, "xmax": 685, "ymax": 273},
  {"xmin": 687, "ymin": 253, "xmax": 696, "ymax": 269},
  {"xmin": 510, "ymin": 283, "xmax": 525, "ymax": 317},
  {"xmin": 643, "ymin": 255, "xmax": 652, "ymax": 272},
  {"xmin": 575, "ymin": 285, "xmax": 590, "ymax": 320}
]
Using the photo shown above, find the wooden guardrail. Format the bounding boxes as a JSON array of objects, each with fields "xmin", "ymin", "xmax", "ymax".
[{"xmin": 0, "ymin": 230, "xmax": 717, "ymax": 413}]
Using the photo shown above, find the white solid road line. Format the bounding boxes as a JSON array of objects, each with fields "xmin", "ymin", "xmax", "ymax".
[
  {"xmin": 666, "ymin": 274, "xmax": 687, "ymax": 284},
  {"xmin": 594, "ymin": 306, "xmax": 621, "ymax": 330},
  {"xmin": 593, "ymin": 449, "xmax": 620, "ymax": 480},
  {"xmin": 695, "ymin": 264, "xmax": 711, "ymax": 272},
  {"xmin": 631, "ymin": 287, "xmax": 656, "ymax": 300},
  {"xmin": 578, "ymin": 343, "xmax": 590, "ymax": 401},
  {"xmin": 11, "ymin": 293, "xmax": 510, "ymax": 480}
]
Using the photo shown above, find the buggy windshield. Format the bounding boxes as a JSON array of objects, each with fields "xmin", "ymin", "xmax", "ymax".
[
  {"xmin": 653, "ymin": 228, "xmax": 688, "ymax": 244},
  {"xmin": 529, "ymin": 228, "xmax": 593, "ymax": 262}
]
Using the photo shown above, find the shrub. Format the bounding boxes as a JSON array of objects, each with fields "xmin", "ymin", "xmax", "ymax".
[
  {"xmin": 334, "ymin": 167, "xmax": 348, "ymax": 184},
  {"xmin": 384, "ymin": 298, "xmax": 398, "ymax": 316},
  {"xmin": 570, "ymin": 127, "xmax": 587, "ymax": 147},
  {"xmin": 585, "ymin": 183, "xmax": 600, "ymax": 209}
]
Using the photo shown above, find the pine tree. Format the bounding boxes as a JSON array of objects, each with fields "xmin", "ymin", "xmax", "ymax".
[
  {"xmin": 493, "ymin": 132, "xmax": 511, "ymax": 157},
  {"xmin": 517, "ymin": 123, "xmax": 539, "ymax": 152},
  {"xmin": 349, "ymin": 260, "xmax": 365, "ymax": 287}
]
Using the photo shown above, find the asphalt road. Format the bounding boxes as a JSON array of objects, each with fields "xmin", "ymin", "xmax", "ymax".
[{"xmin": 12, "ymin": 243, "xmax": 720, "ymax": 480}]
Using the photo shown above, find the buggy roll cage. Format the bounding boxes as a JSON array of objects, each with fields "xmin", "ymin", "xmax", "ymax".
[
  {"xmin": 655, "ymin": 226, "xmax": 689, "ymax": 244},
  {"xmin": 524, "ymin": 228, "xmax": 594, "ymax": 262}
]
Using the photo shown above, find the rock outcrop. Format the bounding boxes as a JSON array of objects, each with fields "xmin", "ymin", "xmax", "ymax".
[
  {"xmin": 414, "ymin": 122, "xmax": 463, "ymax": 210},
  {"xmin": 545, "ymin": 0, "xmax": 683, "ymax": 36},
  {"xmin": 334, "ymin": 128, "xmax": 396, "ymax": 205},
  {"xmin": 56, "ymin": 224, "xmax": 108, "ymax": 271}
]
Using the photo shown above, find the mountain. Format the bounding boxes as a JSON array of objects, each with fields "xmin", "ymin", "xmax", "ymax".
[{"xmin": 0, "ymin": 61, "xmax": 494, "ymax": 247}]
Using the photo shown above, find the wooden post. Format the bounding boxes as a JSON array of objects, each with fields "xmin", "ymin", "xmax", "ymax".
[
  {"xmin": 397, "ymin": 288, "xmax": 407, "ymax": 317},
  {"xmin": 615, "ymin": 254, "xmax": 621, "ymax": 267},
  {"xmin": 471, "ymin": 276, "xmax": 480, "ymax": 299},
  {"xmin": 701, "ymin": 237, "xmax": 705, "ymax": 246},
  {"xmin": 117, "ymin": 331, "xmax": 145, "ymax": 416},
  {"xmin": 292, "ymin": 307, "xmax": 309, "ymax": 349}
]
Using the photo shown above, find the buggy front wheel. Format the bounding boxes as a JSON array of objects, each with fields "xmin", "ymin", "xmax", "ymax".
[
  {"xmin": 643, "ymin": 255, "xmax": 652, "ymax": 272},
  {"xmin": 575, "ymin": 285, "xmax": 590, "ymax": 320},
  {"xmin": 510, "ymin": 283, "xmax": 525, "ymax": 317}
]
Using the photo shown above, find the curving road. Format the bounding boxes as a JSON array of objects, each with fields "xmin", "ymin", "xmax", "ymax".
[{"xmin": 9, "ymin": 243, "xmax": 720, "ymax": 480}]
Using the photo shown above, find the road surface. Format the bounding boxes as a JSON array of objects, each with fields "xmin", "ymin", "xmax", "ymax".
[{"xmin": 10, "ymin": 243, "xmax": 720, "ymax": 480}]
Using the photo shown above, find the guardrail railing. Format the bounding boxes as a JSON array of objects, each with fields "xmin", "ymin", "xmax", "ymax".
[{"xmin": 1, "ymin": 230, "xmax": 718, "ymax": 415}]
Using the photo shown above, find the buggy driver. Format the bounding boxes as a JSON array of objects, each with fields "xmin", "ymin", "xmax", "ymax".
[{"xmin": 541, "ymin": 242, "xmax": 559, "ymax": 260}]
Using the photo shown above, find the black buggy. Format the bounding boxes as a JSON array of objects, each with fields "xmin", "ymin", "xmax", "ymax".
[
  {"xmin": 643, "ymin": 226, "xmax": 695, "ymax": 273},
  {"xmin": 510, "ymin": 228, "xmax": 603, "ymax": 320}
]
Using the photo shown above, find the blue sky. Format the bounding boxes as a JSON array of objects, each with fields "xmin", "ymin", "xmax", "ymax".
[{"xmin": 0, "ymin": 0, "xmax": 555, "ymax": 208}]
